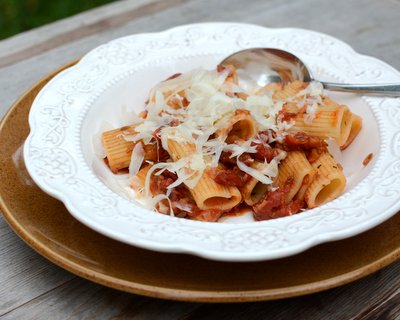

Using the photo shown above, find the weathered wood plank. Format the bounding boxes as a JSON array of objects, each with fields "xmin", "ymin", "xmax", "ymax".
[
  {"xmin": 0, "ymin": 0, "xmax": 400, "ymax": 319},
  {"xmin": 1, "ymin": 0, "xmax": 400, "ymax": 120},
  {"xmin": 352, "ymin": 287, "xmax": 400, "ymax": 320},
  {"xmin": 0, "ymin": 0, "xmax": 188, "ymax": 68},
  {"xmin": 2, "ymin": 261, "xmax": 400, "ymax": 320},
  {"xmin": 0, "ymin": 218, "xmax": 75, "ymax": 316},
  {"xmin": 178, "ymin": 263, "xmax": 400, "ymax": 320},
  {"xmin": 244, "ymin": 0, "xmax": 400, "ymax": 69},
  {"xmin": 0, "ymin": 277, "xmax": 199, "ymax": 320}
]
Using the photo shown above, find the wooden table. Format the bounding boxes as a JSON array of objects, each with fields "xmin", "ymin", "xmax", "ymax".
[{"xmin": 1, "ymin": 0, "xmax": 400, "ymax": 318}]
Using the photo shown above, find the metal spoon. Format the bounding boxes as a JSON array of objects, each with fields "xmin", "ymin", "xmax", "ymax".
[{"xmin": 220, "ymin": 48, "xmax": 400, "ymax": 96}]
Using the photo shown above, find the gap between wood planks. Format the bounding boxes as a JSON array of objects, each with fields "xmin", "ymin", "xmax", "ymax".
[
  {"xmin": 0, "ymin": 278, "xmax": 76, "ymax": 318},
  {"xmin": 351, "ymin": 287, "xmax": 400, "ymax": 320},
  {"xmin": 0, "ymin": 0, "xmax": 188, "ymax": 69}
]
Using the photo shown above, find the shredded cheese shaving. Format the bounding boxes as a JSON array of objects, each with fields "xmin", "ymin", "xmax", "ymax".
[{"xmin": 121, "ymin": 68, "xmax": 332, "ymax": 215}]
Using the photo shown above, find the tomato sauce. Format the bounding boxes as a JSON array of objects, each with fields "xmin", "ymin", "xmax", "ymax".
[{"xmin": 252, "ymin": 178, "xmax": 304, "ymax": 220}]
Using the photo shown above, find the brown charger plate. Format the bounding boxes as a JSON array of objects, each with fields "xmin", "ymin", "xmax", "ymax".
[{"xmin": 1, "ymin": 61, "xmax": 400, "ymax": 303}]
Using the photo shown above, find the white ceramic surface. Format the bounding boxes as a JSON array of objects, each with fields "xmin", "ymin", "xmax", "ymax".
[{"xmin": 24, "ymin": 23, "xmax": 400, "ymax": 261}]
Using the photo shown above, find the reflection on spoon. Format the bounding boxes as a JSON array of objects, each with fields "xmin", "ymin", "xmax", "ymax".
[{"xmin": 220, "ymin": 48, "xmax": 400, "ymax": 96}]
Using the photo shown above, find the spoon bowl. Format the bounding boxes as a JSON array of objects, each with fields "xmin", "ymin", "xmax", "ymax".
[{"xmin": 220, "ymin": 48, "xmax": 400, "ymax": 96}]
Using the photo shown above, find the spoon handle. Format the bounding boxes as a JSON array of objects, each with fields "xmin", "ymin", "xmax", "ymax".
[{"xmin": 320, "ymin": 82, "xmax": 400, "ymax": 96}]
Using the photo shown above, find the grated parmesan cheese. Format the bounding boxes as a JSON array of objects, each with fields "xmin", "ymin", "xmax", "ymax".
[{"xmin": 121, "ymin": 68, "xmax": 327, "ymax": 212}]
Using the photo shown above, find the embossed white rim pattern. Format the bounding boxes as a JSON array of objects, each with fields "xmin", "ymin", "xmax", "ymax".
[{"xmin": 24, "ymin": 23, "xmax": 400, "ymax": 261}]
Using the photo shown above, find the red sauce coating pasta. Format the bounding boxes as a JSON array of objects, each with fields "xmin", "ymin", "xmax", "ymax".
[
  {"xmin": 102, "ymin": 66, "xmax": 361, "ymax": 222},
  {"xmin": 209, "ymin": 166, "xmax": 250, "ymax": 187}
]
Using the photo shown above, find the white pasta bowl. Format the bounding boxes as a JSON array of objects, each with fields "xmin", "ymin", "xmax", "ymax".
[{"xmin": 24, "ymin": 23, "xmax": 400, "ymax": 261}]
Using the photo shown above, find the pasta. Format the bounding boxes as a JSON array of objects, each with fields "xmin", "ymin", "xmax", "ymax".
[
  {"xmin": 340, "ymin": 114, "xmax": 362, "ymax": 150},
  {"xmin": 275, "ymin": 150, "xmax": 316, "ymax": 203},
  {"xmin": 102, "ymin": 125, "xmax": 136, "ymax": 173},
  {"xmin": 167, "ymin": 138, "xmax": 242, "ymax": 211},
  {"xmin": 305, "ymin": 152, "xmax": 346, "ymax": 208},
  {"xmin": 101, "ymin": 65, "xmax": 362, "ymax": 222},
  {"xmin": 240, "ymin": 161, "xmax": 272, "ymax": 206}
]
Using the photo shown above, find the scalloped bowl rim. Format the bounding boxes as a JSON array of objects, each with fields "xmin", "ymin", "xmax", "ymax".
[{"xmin": 23, "ymin": 22, "xmax": 400, "ymax": 261}]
